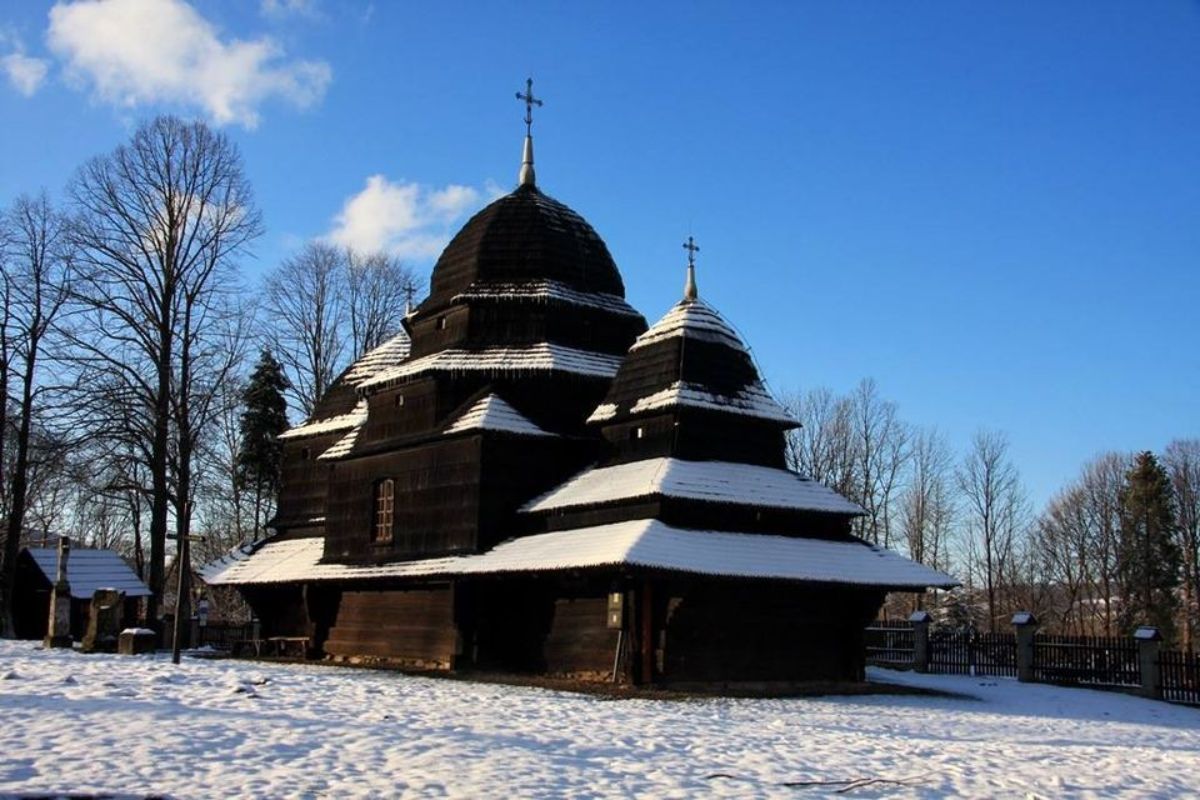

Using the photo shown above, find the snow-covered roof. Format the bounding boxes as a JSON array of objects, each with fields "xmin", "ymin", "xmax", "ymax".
[
  {"xmin": 24, "ymin": 547, "xmax": 152, "ymax": 599},
  {"xmin": 452, "ymin": 280, "xmax": 641, "ymax": 318},
  {"xmin": 522, "ymin": 457, "xmax": 864, "ymax": 516},
  {"xmin": 201, "ymin": 521, "xmax": 955, "ymax": 590},
  {"xmin": 339, "ymin": 331, "xmax": 412, "ymax": 386},
  {"xmin": 587, "ymin": 380, "xmax": 797, "ymax": 425},
  {"xmin": 630, "ymin": 299, "xmax": 747, "ymax": 353},
  {"xmin": 358, "ymin": 344, "xmax": 623, "ymax": 390},
  {"xmin": 279, "ymin": 400, "xmax": 368, "ymax": 441},
  {"xmin": 444, "ymin": 394, "xmax": 555, "ymax": 437},
  {"xmin": 317, "ymin": 425, "xmax": 363, "ymax": 461}
]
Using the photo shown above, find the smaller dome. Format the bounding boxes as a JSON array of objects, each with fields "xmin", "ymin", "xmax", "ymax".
[{"xmin": 589, "ymin": 298, "xmax": 797, "ymax": 428}]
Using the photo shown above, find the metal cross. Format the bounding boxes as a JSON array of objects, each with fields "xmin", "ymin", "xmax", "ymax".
[
  {"xmin": 682, "ymin": 236, "xmax": 700, "ymax": 268},
  {"xmin": 515, "ymin": 78, "xmax": 543, "ymax": 136}
]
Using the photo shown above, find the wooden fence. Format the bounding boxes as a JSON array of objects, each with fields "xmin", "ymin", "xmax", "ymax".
[
  {"xmin": 195, "ymin": 621, "xmax": 256, "ymax": 650},
  {"xmin": 926, "ymin": 629, "xmax": 1017, "ymax": 677},
  {"xmin": 863, "ymin": 620, "xmax": 914, "ymax": 667},
  {"xmin": 1159, "ymin": 649, "xmax": 1200, "ymax": 706},
  {"xmin": 1032, "ymin": 634, "xmax": 1139, "ymax": 688},
  {"xmin": 865, "ymin": 619, "xmax": 1199, "ymax": 707}
]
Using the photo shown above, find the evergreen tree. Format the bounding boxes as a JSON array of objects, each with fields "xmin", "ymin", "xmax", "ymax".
[
  {"xmin": 236, "ymin": 350, "xmax": 291, "ymax": 539},
  {"xmin": 1117, "ymin": 451, "xmax": 1182, "ymax": 642}
]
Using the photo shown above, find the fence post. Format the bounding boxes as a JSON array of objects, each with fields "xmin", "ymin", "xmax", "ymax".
[
  {"xmin": 1134, "ymin": 626, "xmax": 1162, "ymax": 700},
  {"xmin": 909, "ymin": 611, "xmax": 932, "ymax": 673},
  {"xmin": 1012, "ymin": 612, "xmax": 1038, "ymax": 682}
]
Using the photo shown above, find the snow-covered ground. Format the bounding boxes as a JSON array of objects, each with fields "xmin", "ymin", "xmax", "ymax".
[{"xmin": 1, "ymin": 640, "xmax": 1196, "ymax": 798}]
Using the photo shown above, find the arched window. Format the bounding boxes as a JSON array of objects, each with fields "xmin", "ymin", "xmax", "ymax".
[{"xmin": 373, "ymin": 478, "xmax": 395, "ymax": 543}]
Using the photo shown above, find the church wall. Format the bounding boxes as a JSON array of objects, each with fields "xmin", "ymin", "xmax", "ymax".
[
  {"xmin": 324, "ymin": 438, "xmax": 483, "ymax": 562},
  {"xmin": 461, "ymin": 575, "xmax": 621, "ymax": 679},
  {"xmin": 601, "ymin": 411, "xmax": 788, "ymax": 467},
  {"xmin": 322, "ymin": 583, "xmax": 457, "ymax": 668},
  {"xmin": 656, "ymin": 578, "xmax": 885, "ymax": 685},
  {"xmin": 275, "ymin": 436, "xmax": 339, "ymax": 530},
  {"xmin": 477, "ymin": 435, "xmax": 598, "ymax": 549},
  {"xmin": 657, "ymin": 499, "xmax": 855, "ymax": 540}
]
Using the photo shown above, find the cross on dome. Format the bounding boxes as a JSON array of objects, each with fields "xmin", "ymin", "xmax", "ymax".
[
  {"xmin": 515, "ymin": 77, "xmax": 543, "ymax": 136},
  {"xmin": 682, "ymin": 236, "xmax": 700, "ymax": 302},
  {"xmin": 515, "ymin": 78, "xmax": 544, "ymax": 187}
]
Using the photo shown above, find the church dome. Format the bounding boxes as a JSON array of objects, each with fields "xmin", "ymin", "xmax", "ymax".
[{"xmin": 422, "ymin": 184, "xmax": 627, "ymax": 313}]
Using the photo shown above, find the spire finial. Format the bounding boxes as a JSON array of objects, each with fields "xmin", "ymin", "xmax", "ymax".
[
  {"xmin": 515, "ymin": 77, "xmax": 543, "ymax": 186},
  {"xmin": 403, "ymin": 284, "xmax": 415, "ymax": 316},
  {"xmin": 682, "ymin": 236, "xmax": 700, "ymax": 302}
]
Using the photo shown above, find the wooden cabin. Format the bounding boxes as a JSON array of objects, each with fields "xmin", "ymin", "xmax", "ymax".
[{"xmin": 204, "ymin": 117, "xmax": 955, "ymax": 687}]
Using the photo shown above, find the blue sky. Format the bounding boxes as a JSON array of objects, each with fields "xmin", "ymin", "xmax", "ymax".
[{"xmin": 1, "ymin": 0, "xmax": 1197, "ymax": 508}]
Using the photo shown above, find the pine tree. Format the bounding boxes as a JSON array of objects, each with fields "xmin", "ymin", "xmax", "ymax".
[
  {"xmin": 1117, "ymin": 451, "xmax": 1182, "ymax": 642},
  {"xmin": 236, "ymin": 350, "xmax": 291, "ymax": 539}
]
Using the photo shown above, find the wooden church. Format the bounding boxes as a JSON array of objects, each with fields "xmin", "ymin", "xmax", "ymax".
[{"xmin": 205, "ymin": 84, "xmax": 954, "ymax": 686}]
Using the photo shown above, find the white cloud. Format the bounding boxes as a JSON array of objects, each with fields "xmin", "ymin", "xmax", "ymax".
[
  {"xmin": 0, "ymin": 30, "xmax": 49, "ymax": 96},
  {"xmin": 260, "ymin": 0, "xmax": 318, "ymax": 20},
  {"xmin": 327, "ymin": 176, "xmax": 483, "ymax": 261},
  {"xmin": 46, "ymin": 0, "xmax": 331, "ymax": 128},
  {"xmin": 2, "ymin": 52, "xmax": 49, "ymax": 96}
]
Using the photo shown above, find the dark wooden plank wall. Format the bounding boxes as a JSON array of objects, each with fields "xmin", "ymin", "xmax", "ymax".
[
  {"xmin": 658, "ymin": 580, "xmax": 885, "ymax": 684},
  {"xmin": 542, "ymin": 596, "xmax": 620, "ymax": 678},
  {"xmin": 324, "ymin": 438, "xmax": 482, "ymax": 562},
  {"xmin": 601, "ymin": 410, "xmax": 787, "ymax": 468},
  {"xmin": 323, "ymin": 585, "xmax": 457, "ymax": 667},
  {"xmin": 275, "ymin": 435, "xmax": 340, "ymax": 530}
]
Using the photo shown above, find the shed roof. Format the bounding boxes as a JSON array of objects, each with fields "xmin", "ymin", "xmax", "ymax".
[
  {"xmin": 201, "ymin": 520, "xmax": 956, "ymax": 590},
  {"xmin": 24, "ymin": 547, "xmax": 152, "ymax": 599},
  {"xmin": 522, "ymin": 457, "xmax": 865, "ymax": 516}
]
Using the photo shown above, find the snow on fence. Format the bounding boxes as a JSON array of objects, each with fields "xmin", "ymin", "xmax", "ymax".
[{"xmin": 865, "ymin": 617, "xmax": 1199, "ymax": 707}]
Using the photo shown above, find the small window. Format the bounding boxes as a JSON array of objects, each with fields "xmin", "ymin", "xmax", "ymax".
[
  {"xmin": 394, "ymin": 393, "xmax": 405, "ymax": 408},
  {"xmin": 300, "ymin": 447, "xmax": 311, "ymax": 460},
  {"xmin": 629, "ymin": 426, "xmax": 644, "ymax": 441},
  {"xmin": 373, "ymin": 478, "xmax": 395, "ymax": 543},
  {"xmin": 437, "ymin": 315, "xmax": 447, "ymax": 331}
]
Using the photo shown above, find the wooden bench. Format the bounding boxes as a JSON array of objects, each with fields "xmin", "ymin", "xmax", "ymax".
[{"xmin": 266, "ymin": 636, "xmax": 310, "ymax": 658}]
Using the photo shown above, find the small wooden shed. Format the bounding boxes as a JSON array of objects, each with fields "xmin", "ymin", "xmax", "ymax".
[{"xmin": 13, "ymin": 546, "xmax": 151, "ymax": 641}]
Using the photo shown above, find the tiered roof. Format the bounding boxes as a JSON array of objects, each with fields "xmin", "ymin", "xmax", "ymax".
[{"xmin": 202, "ymin": 521, "xmax": 955, "ymax": 590}]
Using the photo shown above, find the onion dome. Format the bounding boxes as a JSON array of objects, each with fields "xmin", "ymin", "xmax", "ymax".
[{"xmin": 421, "ymin": 185, "xmax": 629, "ymax": 313}]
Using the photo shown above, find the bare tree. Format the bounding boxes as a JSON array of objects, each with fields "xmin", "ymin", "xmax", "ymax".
[
  {"xmin": 902, "ymin": 426, "xmax": 955, "ymax": 573},
  {"xmin": 344, "ymin": 248, "xmax": 419, "ymax": 360},
  {"xmin": 264, "ymin": 241, "xmax": 346, "ymax": 417},
  {"xmin": 1036, "ymin": 484, "xmax": 1093, "ymax": 634},
  {"xmin": 68, "ymin": 116, "xmax": 261, "ymax": 621},
  {"xmin": 783, "ymin": 386, "xmax": 858, "ymax": 498},
  {"xmin": 1164, "ymin": 439, "xmax": 1200, "ymax": 650},
  {"xmin": 958, "ymin": 430, "xmax": 1028, "ymax": 631},
  {"xmin": 851, "ymin": 379, "xmax": 911, "ymax": 547},
  {"xmin": 0, "ymin": 193, "xmax": 74, "ymax": 636}
]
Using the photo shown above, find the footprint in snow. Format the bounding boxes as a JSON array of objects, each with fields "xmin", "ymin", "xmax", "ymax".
[
  {"xmin": 62, "ymin": 675, "xmax": 78, "ymax": 685},
  {"xmin": 1, "ymin": 671, "xmax": 20, "ymax": 680}
]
